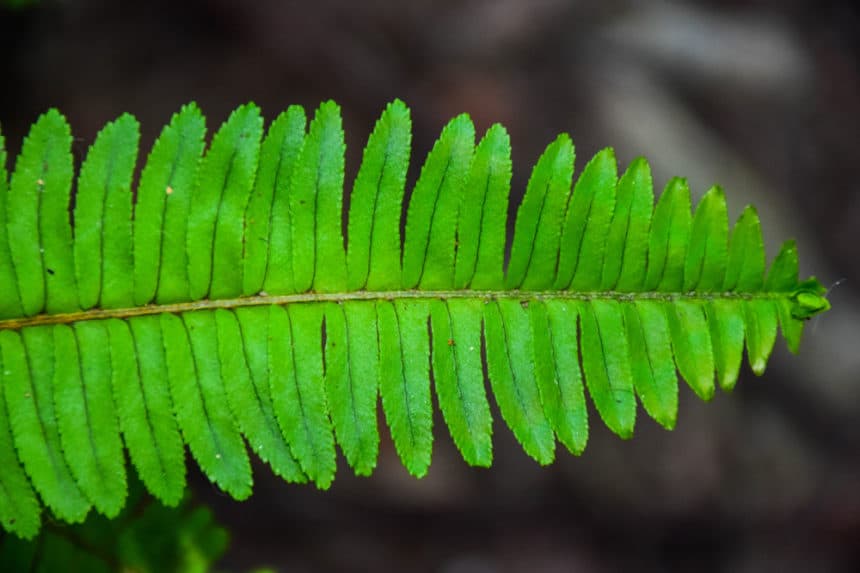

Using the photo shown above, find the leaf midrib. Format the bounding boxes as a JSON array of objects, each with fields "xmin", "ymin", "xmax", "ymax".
[{"xmin": 0, "ymin": 289, "xmax": 793, "ymax": 330}]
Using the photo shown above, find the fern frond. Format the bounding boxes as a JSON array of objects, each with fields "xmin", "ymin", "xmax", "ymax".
[{"xmin": 0, "ymin": 101, "xmax": 830, "ymax": 537}]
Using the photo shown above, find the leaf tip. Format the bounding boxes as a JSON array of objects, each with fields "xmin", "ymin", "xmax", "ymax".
[
  {"xmin": 656, "ymin": 413, "xmax": 677, "ymax": 431},
  {"xmin": 790, "ymin": 278, "xmax": 831, "ymax": 319}
]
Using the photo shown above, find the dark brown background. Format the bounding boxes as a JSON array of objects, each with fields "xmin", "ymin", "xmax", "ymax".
[{"xmin": 1, "ymin": 1, "xmax": 858, "ymax": 572}]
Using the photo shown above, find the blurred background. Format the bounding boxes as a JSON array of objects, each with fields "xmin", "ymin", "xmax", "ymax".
[{"xmin": 1, "ymin": 0, "xmax": 858, "ymax": 571}]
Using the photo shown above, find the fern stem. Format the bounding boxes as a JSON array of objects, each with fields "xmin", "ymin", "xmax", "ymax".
[{"xmin": 0, "ymin": 289, "xmax": 793, "ymax": 330}]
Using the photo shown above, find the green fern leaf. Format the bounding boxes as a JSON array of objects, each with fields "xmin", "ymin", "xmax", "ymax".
[
  {"xmin": 347, "ymin": 100, "xmax": 411, "ymax": 291},
  {"xmin": 0, "ymin": 368, "xmax": 40, "ymax": 538},
  {"xmin": 0, "ymin": 129, "xmax": 23, "ymax": 319},
  {"xmin": 324, "ymin": 301, "xmax": 380, "ymax": 476},
  {"xmin": 377, "ymin": 299, "xmax": 433, "ymax": 477},
  {"xmin": 530, "ymin": 300, "xmax": 588, "ymax": 454},
  {"xmin": 453, "ymin": 124, "xmax": 510, "ymax": 290},
  {"xmin": 269, "ymin": 304, "xmax": 336, "ymax": 488},
  {"xmin": 8, "ymin": 110, "xmax": 77, "ymax": 315},
  {"xmin": 506, "ymin": 134, "xmax": 573, "ymax": 290},
  {"xmin": 74, "ymin": 113, "xmax": 140, "ymax": 310},
  {"xmin": 556, "ymin": 147, "xmax": 617, "ymax": 291},
  {"xmin": 602, "ymin": 157, "xmax": 652, "ymax": 291},
  {"xmin": 108, "ymin": 317, "xmax": 186, "ymax": 506},
  {"xmin": 3, "ymin": 326, "xmax": 92, "ymax": 525},
  {"xmin": 53, "ymin": 321, "xmax": 127, "ymax": 517},
  {"xmin": 403, "ymin": 114, "xmax": 474, "ymax": 289},
  {"xmin": 431, "ymin": 298, "xmax": 492, "ymax": 466},
  {"xmin": 252, "ymin": 106, "xmax": 307, "ymax": 297},
  {"xmin": 484, "ymin": 299, "xmax": 555, "ymax": 464},
  {"xmin": 219, "ymin": 307, "xmax": 305, "ymax": 483},
  {"xmin": 0, "ymin": 100, "xmax": 831, "ymax": 537},
  {"xmin": 133, "ymin": 103, "xmax": 207, "ymax": 305}
]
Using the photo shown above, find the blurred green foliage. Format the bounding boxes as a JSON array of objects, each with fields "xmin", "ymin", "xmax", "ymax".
[
  {"xmin": 1, "ymin": 0, "xmax": 39, "ymax": 10},
  {"xmin": 0, "ymin": 476, "xmax": 230, "ymax": 573}
]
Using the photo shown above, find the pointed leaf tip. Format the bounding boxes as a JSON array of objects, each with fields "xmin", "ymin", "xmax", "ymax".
[{"xmin": 790, "ymin": 279, "xmax": 831, "ymax": 319}]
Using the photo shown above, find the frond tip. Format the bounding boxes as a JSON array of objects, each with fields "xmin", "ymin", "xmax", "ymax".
[{"xmin": 0, "ymin": 100, "xmax": 829, "ymax": 537}]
